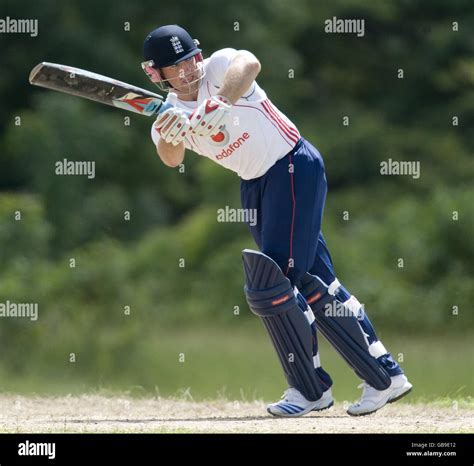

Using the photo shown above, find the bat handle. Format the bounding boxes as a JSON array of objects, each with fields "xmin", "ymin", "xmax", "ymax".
[
  {"xmin": 157, "ymin": 101, "xmax": 174, "ymax": 113},
  {"xmin": 157, "ymin": 100, "xmax": 192, "ymax": 117}
]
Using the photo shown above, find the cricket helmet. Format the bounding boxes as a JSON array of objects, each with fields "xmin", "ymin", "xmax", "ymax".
[{"xmin": 142, "ymin": 24, "xmax": 204, "ymax": 92}]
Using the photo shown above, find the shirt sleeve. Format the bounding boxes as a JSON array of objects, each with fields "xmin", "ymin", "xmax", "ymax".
[
  {"xmin": 207, "ymin": 48, "xmax": 239, "ymax": 83},
  {"xmin": 207, "ymin": 48, "xmax": 256, "ymax": 98}
]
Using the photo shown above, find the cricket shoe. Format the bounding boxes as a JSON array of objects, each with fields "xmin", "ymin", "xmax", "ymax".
[
  {"xmin": 347, "ymin": 374, "xmax": 413, "ymax": 416},
  {"xmin": 267, "ymin": 387, "xmax": 334, "ymax": 417}
]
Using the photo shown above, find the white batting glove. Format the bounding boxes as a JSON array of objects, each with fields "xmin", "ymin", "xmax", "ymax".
[
  {"xmin": 154, "ymin": 107, "xmax": 191, "ymax": 146},
  {"xmin": 190, "ymin": 95, "xmax": 231, "ymax": 137}
]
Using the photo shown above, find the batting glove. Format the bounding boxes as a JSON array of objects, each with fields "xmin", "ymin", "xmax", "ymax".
[
  {"xmin": 154, "ymin": 107, "xmax": 191, "ymax": 146},
  {"xmin": 189, "ymin": 95, "xmax": 231, "ymax": 137}
]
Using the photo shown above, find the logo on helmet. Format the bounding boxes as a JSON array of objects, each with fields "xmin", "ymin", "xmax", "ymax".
[{"xmin": 170, "ymin": 36, "xmax": 184, "ymax": 54}]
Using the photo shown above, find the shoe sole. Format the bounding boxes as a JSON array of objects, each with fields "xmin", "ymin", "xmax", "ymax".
[
  {"xmin": 312, "ymin": 400, "xmax": 334, "ymax": 412},
  {"xmin": 347, "ymin": 385, "xmax": 413, "ymax": 417},
  {"xmin": 268, "ymin": 400, "xmax": 334, "ymax": 418},
  {"xmin": 388, "ymin": 385, "xmax": 412, "ymax": 404}
]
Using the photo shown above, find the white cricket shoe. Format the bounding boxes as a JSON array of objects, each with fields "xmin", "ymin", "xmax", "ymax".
[
  {"xmin": 347, "ymin": 374, "xmax": 413, "ymax": 416},
  {"xmin": 267, "ymin": 387, "xmax": 334, "ymax": 417}
]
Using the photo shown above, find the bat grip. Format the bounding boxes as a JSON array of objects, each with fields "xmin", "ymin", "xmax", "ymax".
[
  {"xmin": 158, "ymin": 100, "xmax": 192, "ymax": 117},
  {"xmin": 158, "ymin": 101, "xmax": 174, "ymax": 113}
]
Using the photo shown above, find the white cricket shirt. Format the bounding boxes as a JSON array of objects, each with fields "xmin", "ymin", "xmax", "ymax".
[{"xmin": 151, "ymin": 48, "xmax": 301, "ymax": 180}]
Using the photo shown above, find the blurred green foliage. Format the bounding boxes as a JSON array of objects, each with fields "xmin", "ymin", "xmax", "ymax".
[{"xmin": 0, "ymin": 0, "xmax": 472, "ymax": 395}]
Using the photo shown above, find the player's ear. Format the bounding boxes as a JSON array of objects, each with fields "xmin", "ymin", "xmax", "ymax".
[
  {"xmin": 141, "ymin": 60, "xmax": 162, "ymax": 83},
  {"xmin": 195, "ymin": 53, "xmax": 204, "ymax": 65}
]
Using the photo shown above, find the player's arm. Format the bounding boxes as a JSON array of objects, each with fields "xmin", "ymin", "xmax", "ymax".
[
  {"xmin": 156, "ymin": 138, "xmax": 185, "ymax": 168},
  {"xmin": 189, "ymin": 50, "xmax": 261, "ymax": 137},
  {"xmin": 218, "ymin": 50, "xmax": 261, "ymax": 104}
]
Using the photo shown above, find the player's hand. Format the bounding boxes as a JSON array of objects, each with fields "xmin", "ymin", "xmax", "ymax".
[
  {"xmin": 189, "ymin": 95, "xmax": 231, "ymax": 137},
  {"xmin": 154, "ymin": 107, "xmax": 191, "ymax": 146}
]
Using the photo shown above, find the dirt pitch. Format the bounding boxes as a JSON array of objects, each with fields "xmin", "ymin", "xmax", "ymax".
[{"xmin": 0, "ymin": 395, "xmax": 472, "ymax": 433}]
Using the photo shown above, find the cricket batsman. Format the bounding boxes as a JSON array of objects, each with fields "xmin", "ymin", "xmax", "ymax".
[{"xmin": 142, "ymin": 24, "xmax": 413, "ymax": 417}]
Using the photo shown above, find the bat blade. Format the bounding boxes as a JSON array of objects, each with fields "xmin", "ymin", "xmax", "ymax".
[{"xmin": 29, "ymin": 62, "xmax": 168, "ymax": 116}]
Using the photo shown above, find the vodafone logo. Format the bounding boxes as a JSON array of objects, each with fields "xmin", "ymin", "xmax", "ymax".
[
  {"xmin": 215, "ymin": 132, "xmax": 250, "ymax": 160},
  {"xmin": 211, "ymin": 130, "xmax": 229, "ymax": 145}
]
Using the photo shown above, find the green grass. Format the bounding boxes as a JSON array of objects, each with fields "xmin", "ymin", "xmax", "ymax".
[{"xmin": 0, "ymin": 322, "xmax": 472, "ymax": 403}]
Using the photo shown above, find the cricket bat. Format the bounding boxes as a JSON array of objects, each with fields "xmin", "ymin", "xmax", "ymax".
[{"xmin": 29, "ymin": 62, "xmax": 172, "ymax": 116}]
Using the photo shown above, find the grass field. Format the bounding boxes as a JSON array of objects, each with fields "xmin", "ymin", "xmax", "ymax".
[{"xmin": 0, "ymin": 323, "xmax": 472, "ymax": 406}]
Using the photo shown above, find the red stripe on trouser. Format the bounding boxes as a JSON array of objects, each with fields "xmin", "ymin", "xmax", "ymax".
[{"xmin": 286, "ymin": 153, "xmax": 296, "ymax": 276}]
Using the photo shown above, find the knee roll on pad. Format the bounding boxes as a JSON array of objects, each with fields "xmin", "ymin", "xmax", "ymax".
[
  {"xmin": 298, "ymin": 273, "xmax": 391, "ymax": 390},
  {"xmin": 242, "ymin": 249, "xmax": 324, "ymax": 401}
]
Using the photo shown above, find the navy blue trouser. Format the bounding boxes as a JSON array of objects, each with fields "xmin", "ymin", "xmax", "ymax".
[
  {"xmin": 240, "ymin": 137, "xmax": 335, "ymax": 287},
  {"xmin": 241, "ymin": 137, "xmax": 402, "ymax": 378}
]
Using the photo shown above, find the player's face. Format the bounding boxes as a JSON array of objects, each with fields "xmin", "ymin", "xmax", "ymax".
[{"xmin": 161, "ymin": 56, "xmax": 203, "ymax": 95}]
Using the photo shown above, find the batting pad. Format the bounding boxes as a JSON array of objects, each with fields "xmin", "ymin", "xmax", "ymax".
[
  {"xmin": 299, "ymin": 273, "xmax": 391, "ymax": 390},
  {"xmin": 242, "ymin": 249, "xmax": 324, "ymax": 401}
]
